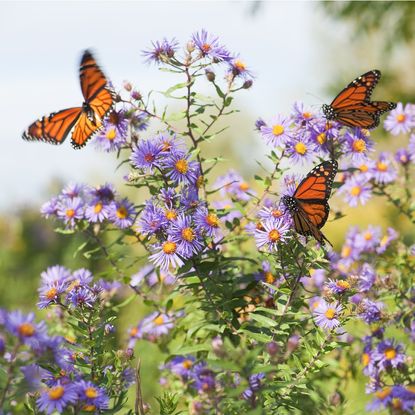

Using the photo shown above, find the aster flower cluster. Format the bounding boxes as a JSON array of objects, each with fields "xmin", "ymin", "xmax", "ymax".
[{"xmin": 41, "ymin": 182, "xmax": 136, "ymax": 229}]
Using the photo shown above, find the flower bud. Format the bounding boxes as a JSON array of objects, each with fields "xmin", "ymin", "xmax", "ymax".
[
  {"xmin": 242, "ymin": 79, "xmax": 253, "ymax": 89},
  {"xmin": 212, "ymin": 336, "xmax": 225, "ymax": 357},
  {"xmin": 266, "ymin": 341, "xmax": 279, "ymax": 356},
  {"xmin": 131, "ymin": 90, "xmax": 142, "ymax": 101},
  {"xmin": 187, "ymin": 41, "xmax": 196, "ymax": 53},
  {"xmin": 123, "ymin": 81, "xmax": 133, "ymax": 92},
  {"xmin": 286, "ymin": 334, "xmax": 300, "ymax": 354},
  {"xmin": 104, "ymin": 324, "xmax": 115, "ymax": 335},
  {"xmin": 205, "ymin": 68, "xmax": 215, "ymax": 82}
]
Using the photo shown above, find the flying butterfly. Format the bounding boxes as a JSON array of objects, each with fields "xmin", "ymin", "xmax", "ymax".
[
  {"xmin": 281, "ymin": 160, "xmax": 338, "ymax": 246},
  {"xmin": 23, "ymin": 50, "xmax": 114, "ymax": 149},
  {"xmin": 322, "ymin": 70, "xmax": 396, "ymax": 129}
]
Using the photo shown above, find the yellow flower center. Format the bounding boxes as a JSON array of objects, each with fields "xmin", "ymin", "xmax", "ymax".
[
  {"xmin": 66, "ymin": 208, "xmax": 75, "ymax": 218},
  {"xmin": 144, "ymin": 153, "xmax": 155, "ymax": 162},
  {"xmin": 175, "ymin": 159, "xmax": 188, "ymax": 174},
  {"xmin": 364, "ymin": 232, "xmax": 372, "ymax": 241},
  {"xmin": 94, "ymin": 202, "xmax": 103, "ymax": 214},
  {"xmin": 350, "ymin": 186, "xmax": 362, "ymax": 197},
  {"xmin": 264, "ymin": 271, "xmax": 275, "ymax": 284},
  {"xmin": 181, "ymin": 227, "xmax": 195, "ymax": 242},
  {"xmin": 380, "ymin": 235, "xmax": 389, "ymax": 247},
  {"xmin": 234, "ymin": 60, "xmax": 246, "ymax": 71},
  {"xmin": 324, "ymin": 308, "xmax": 336, "ymax": 320},
  {"xmin": 206, "ymin": 213, "xmax": 219, "ymax": 227},
  {"xmin": 317, "ymin": 132, "xmax": 326, "ymax": 145},
  {"xmin": 311, "ymin": 300, "xmax": 320, "ymax": 309},
  {"xmin": 268, "ymin": 229, "xmax": 280, "ymax": 242},
  {"xmin": 161, "ymin": 141, "xmax": 171, "ymax": 152},
  {"xmin": 396, "ymin": 114, "xmax": 406, "ymax": 123},
  {"xmin": 153, "ymin": 315, "xmax": 164, "ymax": 325},
  {"xmin": 163, "ymin": 241, "xmax": 177, "ymax": 255},
  {"xmin": 48, "ymin": 385, "xmax": 65, "ymax": 400},
  {"xmin": 392, "ymin": 398, "xmax": 402, "ymax": 410},
  {"xmin": 362, "ymin": 353, "xmax": 370, "ymax": 367},
  {"xmin": 272, "ymin": 209, "xmax": 283, "ymax": 218},
  {"xmin": 359, "ymin": 164, "xmax": 369, "ymax": 172},
  {"xmin": 302, "ymin": 112, "xmax": 312, "ymax": 119},
  {"xmin": 18, "ymin": 323, "xmax": 35, "ymax": 337},
  {"xmin": 256, "ymin": 222, "xmax": 264, "ymax": 231},
  {"xmin": 201, "ymin": 43, "xmax": 212, "ymax": 53},
  {"xmin": 272, "ymin": 124, "xmax": 284, "ymax": 136},
  {"xmin": 46, "ymin": 287, "xmax": 58, "ymax": 300},
  {"xmin": 294, "ymin": 142, "xmax": 307, "ymax": 155},
  {"xmin": 336, "ymin": 280, "xmax": 350, "ymax": 290},
  {"xmin": 384, "ymin": 347, "xmax": 396, "ymax": 360},
  {"xmin": 341, "ymin": 245, "xmax": 351, "ymax": 258},
  {"xmin": 375, "ymin": 387, "xmax": 392, "ymax": 400},
  {"xmin": 239, "ymin": 182, "xmax": 249, "ymax": 191},
  {"xmin": 85, "ymin": 387, "xmax": 98, "ymax": 399},
  {"xmin": 182, "ymin": 359, "xmax": 193, "ymax": 369},
  {"xmin": 129, "ymin": 327, "xmax": 139, "ymax": 337},
  {"xmin": 83, "ymin": 405, "xmax": 97, "ymax": 412},
  {"xmin": 165, "ymin": 210, "xmax": 177, "ymax": 221},
  {"xmin": 352, "ymin": 139, "xmax": 366, "ymax": 153},
  {"xmin": 116, "ymin": 206, "xmax": 128, "ymax": 219},
  {"xmin": 106, "ymin": 128, "xmax": 117, "ymax": 140},
  {"xmin": 376, "ymin": 161, "xmax": 388, "ymax": 172}
]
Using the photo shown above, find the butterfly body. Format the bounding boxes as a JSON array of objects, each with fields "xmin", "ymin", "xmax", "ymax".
[
  {"xmin": 322, "ymin": 70, "xmax": 396, "ymax": 129},
  {"xmin": 282, "ymin": 160, "xmax": 338, "ymax": 246},
  {"xmin": 23, "ymin": 50, "xmax": 114, "ymax": 149}
]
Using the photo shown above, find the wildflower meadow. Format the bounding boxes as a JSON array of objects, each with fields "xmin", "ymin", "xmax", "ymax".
[{"xmin": 1, "ymin": 28, "xmax": 415, "ymax": 415}]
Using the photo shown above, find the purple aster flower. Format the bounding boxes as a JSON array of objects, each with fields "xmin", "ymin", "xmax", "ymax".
[
  {"xmin": 285, "ymin": 135, "xmax": 317, "ymax": 165},
  {"xmin": 257, "ymin": 202, "xmax": 287, "ymax": 222},
  {"xmin": 41, "ymin": 196, "xmax": 59, "ymax": 218},
  {"xmin": 57, "ymin": 197, "xmax": 84, "ymax": 228},
  {"xmin": 260, "ymin": 115, "xmax": 292, "ymax": 147},
  {"xmin": 40, "ymin": 265, "xmax": 71, "ymax": 285},
  {"xmin": 130, "ymin": 110, "xmax": 149, "ymax": 131},
  {"xmin": 21, "ymin": 364, "xmax": 49, "ymax": 392},
  {"xmin": 130, "ymin": 139, "xmax": 165, "ymax": 172},
  {"xmin": 61, "ymin": 182, "xmax": 86, "ymax": 200},
  {"xmin": 130, "ymin": 264, "xmax": 155, "ymax": 288},
  {"xmin": 358, "ymin": 299, "xmax": 383, "ymax": 323},
  {"xmin": 194, "ymin": 207, "xmax": 221, "ymax": 237},
  {"xmin": 149, "ymin": 239, "xmax": 184, "ymax": 270},
  {"xmin": 367, "ymin": 386, "xmax": 393, "ymax": 412},
  {"xmin": 75, "ymin": 380, "xmax": 109, "ymax": 412},
  {"xmin": 109, "ymin": 198, "xmax": 136, "ymax": 229},
  {"xmin": 165, "ymin": 355, "xmax": 196, "ymax": 380},
  {"xmin": 387, "ymin": 385, "xmax": 415, "ymax": 413},
  {"xmin": 254, "ymin": 218, "xmax": 291, "ymax": 252},
  {"xmin": 242, "ymin": 387, "xmax": 254, "ymax": 401},
  {"xmin": 215, "ymin": 170, "xmax": 254, "ymax": 201},
  {"xmin": 85, "ymin": 199, "xmax": 111, "ymax": 223},
  {"xmin": 308, "ymin": 119, "xmax": 339, "ymax": 154},
  {"xmin": 66, "ymin": 287, "xmax": 96, "ymax": 308},
  {"xmin": 5, "ymin": 311, "xmax": 47, "ymax": 348},
  {"xmin": 255, "ymin": 118, "xmax": 267, "ymax": 131},
  {"xmin": 313, "ymin": 300, "xmax": 342, "ymax": 331},
  {"xmin": 180, "ymin": 184, "xmax": 202, "ymax": 210},
  {"xmin": 168, "ymin": 214, "xmax": 203, "ymax": 258},
  {"xmin": 156, "ymin": 133, "xmax": 185, "ymax": 154},
  {"xmin": 92, "ymin": 110, "xmax": 128, "ymax": 152},
  {"xmin": 142, "ymin": 38, "xmax": 179, "ymax": 64},
  {"xmin": 292, "ymin": 101, "xmax": 315, "ymax": 126},
  {"xmin": 160, "ymin": 187, "xmax": 178, "ymax": 206},
  {"xmin": 38, "ymin": 280, "xmax": 67, "ymax": 309},
  {"xmin": 191, "ymin": 29, "xmax": 231, "ymax": 62},
  {"xmin": 376, "ymin": 227, "xmax": 398, "ymax": 254},
  {"xmin": 370, "ymin": 152, "xmax": 397, "ymax": 184},
  {"xmin": 164, "ymin": 151, "xmax": 199, "ymax": 185},
  {"xmin": 358, "ymin": 263, "xmax": 376, "ymax": 292},
  {"xmin": 37, "ymin": 382, "xmax": 78, "ymax": 414},
  {"xmin": 343, "ymin": 128, "xmax": 374, "ymax": 162},
  {"xmin": 70, "ymin": 268, "xmax": 94, "ymax": 286},
  {"xmin": 135, "ymin": 200, "xmax": 166, "ymax": 236},
  {"xmin": 384, "ymin": 102, "xmax": 415, "ymax": 135},
  {"xmin": 191, "ymin": 363, "xmax": 216, "ymax": 393},
  {"xmin": 395, "ymin": 148, "xmax": 411, "ymax": 165},
  {"xmin": 326, "ymin": 278, "xmax": 351, "ymax": 295},
  {"xmin": 227, "ymin": 57, "xmax": 253, "ymax": 79},
  {"xmin": 141, "ymin": 311, "xmax": 174, "ymax": 340},
  {"xmin": 355, "ymin": 225, "xmax": 381, "ymax": 252},
  {"xmin": 88, "ymin": 182, "xmax": 116, "ymax": 204},
  {"xmin": 248, "ymin": 373, "xmax": 265, "ymax": 391},
  {"xmin": 280, "ymin": 173, "xmax": 301, "ymax": 197},
  {"xmin": 338, "ymin": 175, "xmax": 372, "ymax": 207},
  {"xmin": 372, "ymin": 339, "xmax": 406, "ymax": 371}
]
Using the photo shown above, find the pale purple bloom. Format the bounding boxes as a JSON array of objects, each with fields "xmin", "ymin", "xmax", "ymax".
[
  {"xmin": 135, "ymin": 200, "xmax": 166, "ymax": 235},
  {"xmin": 358, "ymin": 263, "xmax": 376, "ymax": 292},
  {"xmin": 109, "ymin": 198, "xmax": 136, "ymax": 228},
  {"xmin": 66, "ymin": 287, "xmax": 96, "ymax": 308},
  {"xmin": 194, "ymin": 206, "xmax": 221, "ymax": 237},
  {"xmin": 149, "ymin": 239, "xmax": 184, "ymax": 271},
  {"xmin": 313, "ymin": 300, "xmax": 342, "ymax": 330},
  {"xmin": 372, "ymin": 339, "xmax": 406, "ymax": 371},
  {"xmin": 160, "ymin": 187, "xmax": 178, "ymax": 206},
  {"xmin": 358, "ymin": 299, "xmax": 383, "ymax": 323},
  {"xmin": 214, "ymin": 170, "xmax": 253, "ymax": 201},
  {"xmin": 5, "ymin": 311, "xmax": 47, "ymax": 348},
  {"xmin": 21, "ymin": 364, "xmax": 49, "ymax": 391},
  {"xmin": 308, "ymin": 119, "xmax": 339, "ymax": 154},
  {"xmin": 376, "ymin": 227, "xmax": 398, "ymax": 254},
  {"xmin": 140, "ymin": 311, "xmax": 175, "ymax": 339},
  {"xmin": 40, "ymin": 265, "xmax": 71, "ymax": 286},
  {"xmin": 155, "ymin": 133, "xmax": 185, "ymax": 154},
  {"xmin": 88, "ymin": 182, "xmax": 116, "ymax": 204},
  {"xmin": 395, "ymin": 148, "xmax": 411, "ymax": 165},
  {"xmin": 164, "ymin": 151, "xmax": 199, "ymax": 185},
  {"xmin": 227, "ymin": 56, "xmax": 253, "ymax": 79},
  {"xmin": 384, "ymin": 102, "xmax": 415, "ymax": 135},
  {"xmin": 291, "ymin": 101, "xmax": 315, "ymax": 126},
  {"xmin": 254, "ymin": 218, "xmax": 291, "ymax": 252},
  {"xmin": 370, "ymin": 152, "xmax": 397, "ymax": 184},
  {"xmin": 212, "ymin": 200, "xmax": 242, "ymax": 223},
  {"xmin": 338, "ymin": 175, "xmax": 372, "ymax": 207},
  {"xmin": 93, "ymin": 110, "xmax": 128, "ymax": 152},
  {"xmin": 191, "ymin": 29, "xmax": 232, "ymax": 61},
  {"xmin": 260, "ymin": 115, "xmax": 292, "ymax": 147},
  {"xmin": 61, "ymin": 182, "xmax": 86, "ymax": 200},
  {"xmin": 285, "ymin": 135, "xmax": 317, "ymax": 165},
  {"xmin": 255, "ymin": 118, "xmax": 266, "ymax": 131},
  {"xmin": 165, "ymin": 355, "xmax": 196, "ymax": 380},
  {"xmin": 36, "ymin": 382, "xmax": 78, "ymax": 415},
  {"xmin": 168, "ymin": 214, "xmax": 203, "ymax": 258},
  {"xmin": 85, "ymin": 199, "xmax": 111, "ymax": 223},
  {"xmin": 191, "ymin": 363, "xmax": 216, "ymax": 392},
  {"xmin": 355, "ymin": 225, "xmax": 381, "ymax": 252},
  {"xmin": 41, "ymin": 197, "xmax": 59, "ymax": 218},
  {"xmin": 248, "ymin": 373, "xmax": 265, "ymax": 391},
  {"xmin": 130, "ymin": 139, "xmax": 165, "ymax": 172},
  {"xmin": 70, "ymin": 268, "xmax": 93, "ymax": 286},
  {"xmin": 280, "ymin": 173, "xmax": 301, "ymax": 197},
  {"xmin": 343, "ymin": 129, "xmax": 374, "ymax": 162},
  {"xmin": 75, "ymin": 380, "xmax": 109, "ymax": 411},
  {"xmin": 326, "ymin": 278, "xmax": 351, "ymax": 294},
  {"xmin": 142, "ymin": 38, "xmax": 179, "ymax": 64},
  {"xmin": 57, "ymin": 197, "xmax": 84, "ymax": 227},
  {"xmin": 38, "ymin": 280, "xmax": 67, "ymax": 309}
]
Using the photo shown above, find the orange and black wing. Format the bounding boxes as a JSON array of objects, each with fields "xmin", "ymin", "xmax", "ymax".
[
  {"xmin": 71, "ymin": 112, "xmax": 102, "ymax": 149},
  {"xmin": 23, "ymin": 107, "xmax": 83, "ymax": 145},
  {"xmin": 292, "ymin": 210, "xmax": 331, "ymax": 246}
]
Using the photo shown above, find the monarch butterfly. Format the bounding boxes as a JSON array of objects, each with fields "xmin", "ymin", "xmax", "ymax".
[
  {"xmin": 281, "ymin": 160, "xmax": 338, "ymax": 246},
  {"xmin": 322, "ymin": 70, "xmax": 396, "ymax": 129},
  {"xmin": 22, "ymin": 50, "xmax": 114, "ymax": 149}
]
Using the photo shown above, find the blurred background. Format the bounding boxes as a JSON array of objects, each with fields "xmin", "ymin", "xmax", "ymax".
[{"xmin": 1, "ymin": 1, "xmax": 414, "ymax": 412}]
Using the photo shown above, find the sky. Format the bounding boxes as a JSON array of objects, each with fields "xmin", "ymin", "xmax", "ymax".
[{"xmin": 0, "ymin": 1, "xmax": 343, "ymax": 211}]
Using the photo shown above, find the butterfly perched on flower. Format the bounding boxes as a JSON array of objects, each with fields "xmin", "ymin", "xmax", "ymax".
[
  {"xmin": 322, "ymin": 70, "xmax": 396, "ymax": 129},
  {"xmin": 281, "ymin": 160, "xmax": 338, "ymax": 246},
  {"xmin": 23, "ymin": 50, "xmax": 114, "ymax": 149}
]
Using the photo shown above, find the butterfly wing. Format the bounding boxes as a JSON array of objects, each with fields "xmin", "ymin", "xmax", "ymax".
[
  {"xmin": 71, "ymin": 112, "xmax": 102, "ymax": 149},
  {"xmin": 292, "ymin": 209, "xmax": 331, "ymax": 246},
  {"xmin": 23, "ymin": 107, "xmax": 83, "ymax": 145}
]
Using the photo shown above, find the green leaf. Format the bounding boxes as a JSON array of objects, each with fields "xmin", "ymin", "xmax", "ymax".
[{"xmin": 249, "ymin": 312, "xmax": 277, "ymax": 328}]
